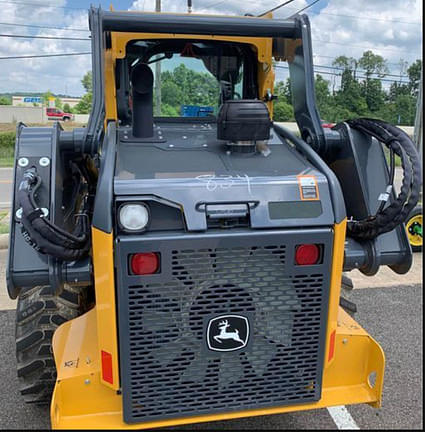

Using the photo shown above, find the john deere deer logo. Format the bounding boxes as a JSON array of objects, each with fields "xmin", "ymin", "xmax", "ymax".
[
  {"xmin": 214, "ymin": 320, "xmax": 244, "ymax": 345},
  {"xmin": 207, "ymin": 315, "xmax": 249, "ymax": 352}
]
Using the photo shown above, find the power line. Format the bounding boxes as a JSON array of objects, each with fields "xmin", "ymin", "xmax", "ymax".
[
  {"xmin": 0, "ymin": 52, "xmax": 91, "ymax": 60},
  {"xmin": 312, "ymin": 37, "xmax": 419, "ymax": 54},
  {"xmin": 315, "ymin": 11, "xmax": 422, "ymax": 26},
  {"xmin": 204, "ymin": 0, "xmax": 227, "ymax": 8},
  {"xmin": 244, "ymin": 4, "xmax": 422, "ymax": 27},
  {"xmin": 312, "ymin": 53, "xmax": 418, "ymax": 68},
  {"xmin": 0, "ymin": 21, "xmax": 89, "ymax": 32},
  {"xmin": 302, "ymin": 62, "xmax": 409, "ymax": 78},
  {"xmin": 0, "ymin": 0, "xmax": 85, "ymax": 10},
  {"xmin": 274, "ymin": 64, "xmax": 410, "ymax": 83},
  {"xmin": 257, "ymin": 0, "xmax": 297, "ymax": 17},
  {"xmin": 288, "ymin": 0, "xmax": 322, "ymax": 17},
  {"xmin": 0, "ymin": 33, "xmax": 90, "ymax": 41}
]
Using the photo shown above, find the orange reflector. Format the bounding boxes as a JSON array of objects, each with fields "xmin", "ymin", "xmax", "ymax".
[
  {"xmin": 101, "ymin": 350, "xmax": 113, "ymax": 384},
  {"xmin": 328, "ymin": 329, "xmax": 336, "ymax": 361}
]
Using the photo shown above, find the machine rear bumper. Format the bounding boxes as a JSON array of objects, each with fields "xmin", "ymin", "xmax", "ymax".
[{"xmin": 51, "ymin": 306, "xmax": 384, "ymax": 430}]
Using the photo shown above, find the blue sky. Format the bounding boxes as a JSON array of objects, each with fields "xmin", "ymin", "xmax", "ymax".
[{"xmin": 0, "ymin": 0, "xmax": 421, "ymax": 96}]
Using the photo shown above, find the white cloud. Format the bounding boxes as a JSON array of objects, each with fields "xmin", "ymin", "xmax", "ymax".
[
  {"xmin": 0, "ymin": 0, "xmax": 422, "ymax": 96},
  {"xmin": 0, "ymin": 0, "xmax": 91, "ymax": 95}
]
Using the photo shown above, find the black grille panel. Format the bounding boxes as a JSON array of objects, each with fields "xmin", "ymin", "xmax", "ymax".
[{"xmin": 117, "ymin": 230, "xmax": 332, "ymax": 423}]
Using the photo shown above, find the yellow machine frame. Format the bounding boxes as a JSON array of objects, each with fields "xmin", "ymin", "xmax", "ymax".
[{"xmin": 50, "ymin": 26, "xmax": 385, "ymax": 429}]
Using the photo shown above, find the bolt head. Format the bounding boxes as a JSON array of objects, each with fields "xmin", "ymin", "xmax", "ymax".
[
  {"xmin": 18, "ymin": 157, "xmax": 29, "ymax": 167},
  {"xmin": 15, "ymin": 208, "xmax": 23, "ymax": 219},
  {"xmin": 39, "ymin": 157, "xmax": 50, "ymax": 167},
  {"xmin": 84, "ymin": 379, "xmax": 91, "ymax": 385}
]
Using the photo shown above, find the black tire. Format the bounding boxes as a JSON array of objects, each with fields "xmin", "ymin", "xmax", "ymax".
[
  {"xmin": 15, "ymin": 284, "xmax": 87, "ymax": 405},
  {"xmin": 339, "ymin": 296, "xmax": 357, "ymax": 317},
  {"xmin": 62, "ymin": 116, "xmax": 70, "ymax": 122},
  {"xmin": 405, "ymin": 206, "xmax": 422, "ymax": 252}
]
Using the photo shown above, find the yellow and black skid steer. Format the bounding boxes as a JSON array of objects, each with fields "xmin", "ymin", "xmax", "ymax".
[{"xmin": 6, "ymin": 5, "xmax": 421, "ymax": 429}]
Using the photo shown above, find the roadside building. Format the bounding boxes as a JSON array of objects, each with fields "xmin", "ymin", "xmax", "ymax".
[{"xmin": 12, "ymin": 95, "xmax": 81, "ymax": 107}]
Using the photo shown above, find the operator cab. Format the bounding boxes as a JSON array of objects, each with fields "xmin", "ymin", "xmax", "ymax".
[{"xmin": 116, "ymin": 39, "xmax": 259, "ymax": 127}]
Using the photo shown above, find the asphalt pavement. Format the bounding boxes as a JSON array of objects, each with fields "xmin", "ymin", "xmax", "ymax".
[{"xmin": 0, "ymin": 284, "xmax": 422, "ymax": 430}]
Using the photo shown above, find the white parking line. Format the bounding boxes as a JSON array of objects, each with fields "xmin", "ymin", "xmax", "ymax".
[{"xmin": 327, "ymin": 406, "xmax": 360, "ymax": 430}]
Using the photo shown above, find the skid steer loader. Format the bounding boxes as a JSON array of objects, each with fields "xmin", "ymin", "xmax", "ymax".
[{"xmin": 6, "ymin": 6, "xmax": 421, "ymax": 429}]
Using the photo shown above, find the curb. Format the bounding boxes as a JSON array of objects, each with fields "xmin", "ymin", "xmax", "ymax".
[{"xmin": 0, "ymin": 234, "xmax": 9, "ymax": 250}]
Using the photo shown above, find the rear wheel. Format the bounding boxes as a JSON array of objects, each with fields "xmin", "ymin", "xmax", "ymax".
[
  {"xmin": 15, "ymin": 285, "xmax": 87, "ymax": 405},
  {"xmin": 405, "ymin": 206, "xmax": 422, "ymax": 252}
]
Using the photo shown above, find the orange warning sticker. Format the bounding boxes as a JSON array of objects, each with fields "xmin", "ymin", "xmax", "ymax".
[{"xmin": 297, "ymin": 175, "xmax": 319, "ymax": 201}]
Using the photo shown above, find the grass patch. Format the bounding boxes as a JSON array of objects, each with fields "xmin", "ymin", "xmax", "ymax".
[
  {"xmin": 383, "ymin": 147, "xmax": 402, "ymax": 167},
  {"xmin": 0, "ymin": 122, "xmax": 86, "ymax": 168},
  {"xmin": 0, "ymin": 158, "xmax": 13, "ymax": 167},
  {"xmin": 0, "ymin": 130, "xmax": 15, "ymax": 167},
  {"xmin": 0, "ymin": 224, "xmax": 9, "ymax": 234},
  {"xmin": 0, "ymin": 211, "xmax": 9, "ymax": 234}
]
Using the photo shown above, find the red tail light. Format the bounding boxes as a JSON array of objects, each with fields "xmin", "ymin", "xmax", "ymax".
[
  {"xmin": 295, "ymin": 244, "xmax": 321, "ymax": 265},
  {"xmin": 130, "ymin": 252, "xmax": 160, "ymax": 275}
]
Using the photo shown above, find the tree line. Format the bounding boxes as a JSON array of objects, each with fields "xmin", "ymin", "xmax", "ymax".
[
  {"xmin": 274, "ymin": 51, "xmax": 421, "ymax": 125},
  {"xmin": 3, "ymin": 50, "xmax": 420, "ymax": 126}
]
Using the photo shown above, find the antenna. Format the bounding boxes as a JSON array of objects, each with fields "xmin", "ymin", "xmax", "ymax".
[{"xmin": 188, "ymin": 0, "xmax": 193, "ymax": 13}]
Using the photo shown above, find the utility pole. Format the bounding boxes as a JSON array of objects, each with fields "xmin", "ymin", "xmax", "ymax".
[
  {"xmin": 154, "ymin": 0, "xmax": 161, "ymax": 117},
  {"xmin": 413, "ymin": 66, "xmax": 423, "ymax": 165}
]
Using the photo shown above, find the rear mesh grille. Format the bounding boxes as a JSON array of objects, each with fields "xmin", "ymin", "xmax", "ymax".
[{"xmin": 117, "ymin": 231, "xmax": 332, "ymax": 423}]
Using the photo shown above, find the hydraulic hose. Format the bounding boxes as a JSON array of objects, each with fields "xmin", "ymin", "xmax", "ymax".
[
  {"xmin": 17, "ymin": 168, "xmax": 90, "ymax": 261},
  {"xmin": 346, "ymin": 118, "xmax": 422, "ymax": 240}
]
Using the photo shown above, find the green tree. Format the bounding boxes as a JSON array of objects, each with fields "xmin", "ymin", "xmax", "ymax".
[
  {"xmin": 158, "ymin": 64, "xmax": 220, "ymax": 113},
  {"xmin": 363, "ymin": 78, "xmax": 385, "ymax": 112},
  {"xmin": 73, "ymin": 93, "xmax": 92, "ymax": 114},
  {"xmin": 358, "ymin": 51, "xmax": 388, "ymax": 112},
  {"xmin": 161, "ymin": 104, "xmax": 179, "ymax": 117},
  {"xmin": 42, "ymin": 90, "xmax": 54, "ymax": 107},
  {"xmin": 314, "ymin": 74, "xmax": 333, "ymax": 120},
  {"xmin": 407, "ymin": 59, "xmax": 422, "ymax": 96},
  {"xmin": 274, "ymin": 78, "xmax": 292, "ymax": 104},
  {"xmin": 358, "ymin": 50, "xmax": 388, "ymax": 78},
  {"xmin": 333, "ymin": 55, "xmax": 358, "ymax": 81},
  {"xmin": 63, "ymin": 103, "xmax": 72, "ymax": 113},
  {"xmin": 55, "ymin": 97, "xmax": 63, "ymax": 109},
  {"xmin": 334, "ymin": 70, "xmax": 368, "ymax": 118},
  {"xmin": 74, "ymin": 71, "xmax": 93, "ymax": 114},
  {"xmin": 161, "ymin": 80, "xmax": 183, "ymax": 107},
  {"xmin": 0, "ymin": 96, "xmax": 11, "ymax": 105},
  {"xmin": 273, "ymin": 100, "xmax": 294, "ymax": 121},
  {"xmin": 81, "ymin": 71, "xmax": 93, "ymax": 93}
]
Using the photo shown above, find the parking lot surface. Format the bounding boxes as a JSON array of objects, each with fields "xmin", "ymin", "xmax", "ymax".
[{"xmin": 0, "ymin": 283, "xmax": 422, "ymax": 430}]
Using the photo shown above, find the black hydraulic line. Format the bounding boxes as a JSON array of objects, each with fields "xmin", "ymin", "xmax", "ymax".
[
  {"xmin": 376, "ymin": 146, "xmax": 395, "ymax": 214},
  {"xmin": 17, "ymin": 169, "xmax": 90, "ymax": 261},
  {"xmin": 346, "ymin": 118, "xmax": 422, "ymax": 240}
]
